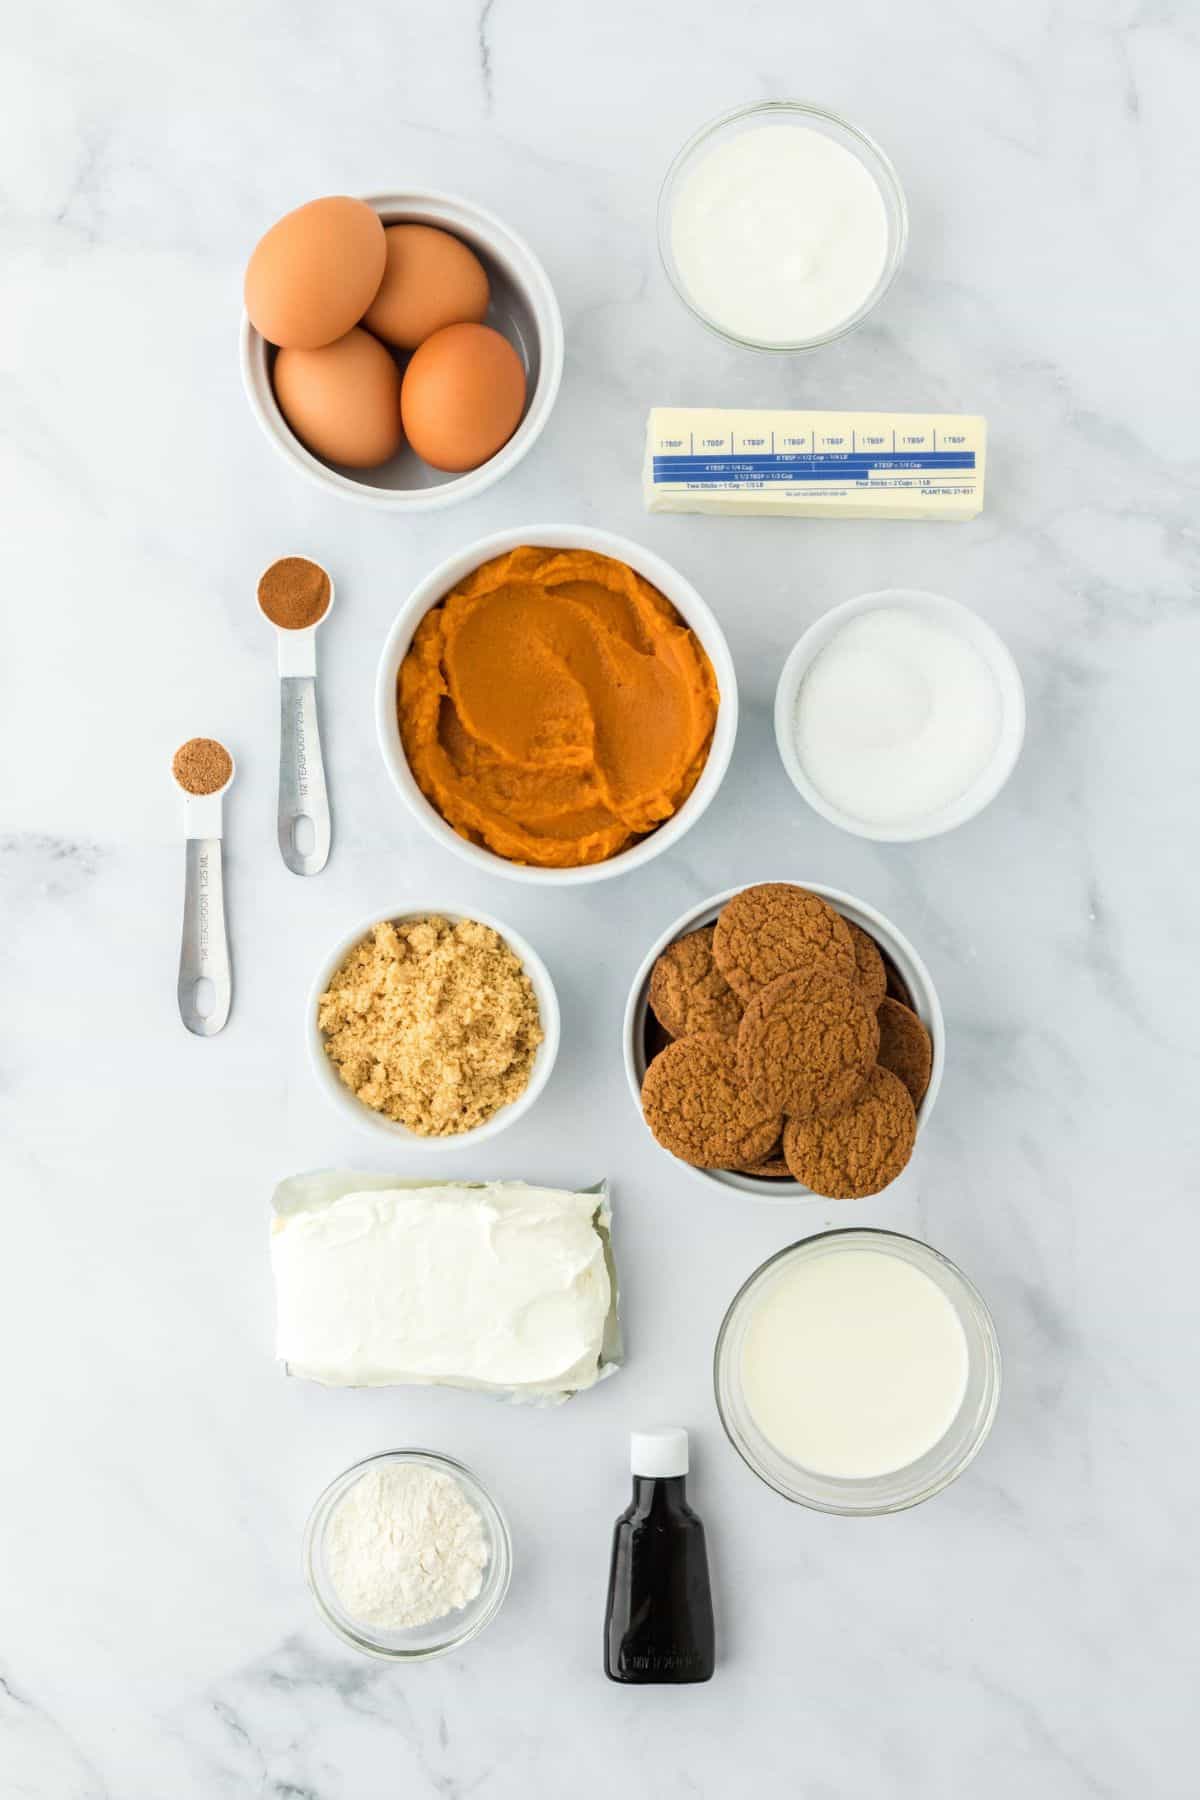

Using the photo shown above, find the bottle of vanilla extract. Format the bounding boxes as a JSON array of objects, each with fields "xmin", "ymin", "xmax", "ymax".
[{"xmin": 603, "ymin": 1427, "xmax": 715, "ymax": 1684}]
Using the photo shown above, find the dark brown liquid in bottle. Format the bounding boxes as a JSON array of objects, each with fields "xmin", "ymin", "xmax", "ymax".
[{"xmin": 604, "ymin": 1474, "xmax": 715, "ymax": 1684}]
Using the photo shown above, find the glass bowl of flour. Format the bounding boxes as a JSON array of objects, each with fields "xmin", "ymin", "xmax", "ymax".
[
  {"xmin": 304, "ymin": 1450, "xmax": 512, "ymax": 1660},
  {"xmin": 658, "ymin": 100, "xmax": 908, "ymax": 352}
]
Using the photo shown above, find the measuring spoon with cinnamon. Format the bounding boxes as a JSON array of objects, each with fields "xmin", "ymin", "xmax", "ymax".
[
  {"xmin": 257, "ymin": 556, "xmax": 334, "ymax": 875},
  {"xmin": 173, "ymin": 737, "xmax": 235, "ymax": 1036}
]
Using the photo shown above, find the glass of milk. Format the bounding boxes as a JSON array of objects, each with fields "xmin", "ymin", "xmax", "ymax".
[
  {"xmin": 658, "ymin": 100, "xmax": 908, "ymax": 352},
  {"xmin": 714, "ymin": 1230, "xmax": 1001, "ymax": 1513}
]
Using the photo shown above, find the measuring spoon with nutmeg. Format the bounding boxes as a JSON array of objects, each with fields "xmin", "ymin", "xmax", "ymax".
[
  {"xmin": 257, "ymin": 555, "xmax": 334, "ymax": 876},
  {"xmin": 173, "ymin": 738, "xmax": 235, "ymax": 1037}
]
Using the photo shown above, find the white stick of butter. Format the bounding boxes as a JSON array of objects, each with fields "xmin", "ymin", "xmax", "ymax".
[{"xmin": 644, "ymin": 408, "xmax": 986, "ymax": 520}]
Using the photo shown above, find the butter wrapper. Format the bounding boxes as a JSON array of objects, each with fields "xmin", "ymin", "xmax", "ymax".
[
  {"xmin": 644, "ymin": 406, "xmax": 987, "ymax": 519},
  {"xmin": 270, "ymin": 1172, "xmax": 622, "ymax": 1405}
]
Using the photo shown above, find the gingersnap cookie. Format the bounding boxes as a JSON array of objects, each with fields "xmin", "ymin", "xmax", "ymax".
[
  {"xmin": 885, "ymin": 959, "xmax": 914, "ymax": 1008},
  {"xmin": 876, "ymin": 997, "xmax": 933, "ymax": 1107},
  {"xmin": 643, "ymin": 1008, "xmax": 675, "ymax": 1069},
  {"xmin": 782, "ymin": 1065, "xmax": 917, "ymax": 1199},
  {"xmin": 732, "ymin": 1145, "xmax": 792, "ymax": 1179},
  {"xmin": 736, "ymin": 966, "xmax": 879, "ymax": 1121},
  {"xmin": 641, "ymin": 1032, "xmax": 781, "ymax": 1169},
  {"xmin": 713, "ymin": 883, "xmax": 857, "ymax": 1000},
  {"xmin": 649, "ymin": 925, "xmax": 742, "ymax": 1040},
  {"xmin": 846, "ymin": 921, "xmax": 887, "ymax": 1009}
]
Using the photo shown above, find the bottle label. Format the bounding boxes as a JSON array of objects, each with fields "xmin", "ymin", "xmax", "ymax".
[{"xmin": 621, "ymin": 1646, "xmax": 708, "ymax": 1674}]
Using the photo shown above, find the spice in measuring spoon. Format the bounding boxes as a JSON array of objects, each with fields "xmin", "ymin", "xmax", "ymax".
[
  {"xmin": 257, "ymin": 556, "xmax": 335, "ymax": 876},
  {"xmin": 173, "ymin": 738, "xmax": 235, "ymax": 1036},
  {"xmin": 172, "ymin": 736, "xmax": 233, "ymax": 796},
  {"xmin": 258, "ymin": 556, "xmax": 332, "ymax": 630}
]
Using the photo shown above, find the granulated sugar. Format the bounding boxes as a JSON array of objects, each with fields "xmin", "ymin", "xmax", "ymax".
[{"xmin": 793, "ymin": 607, "xmax": 1002, "ymax": 827}]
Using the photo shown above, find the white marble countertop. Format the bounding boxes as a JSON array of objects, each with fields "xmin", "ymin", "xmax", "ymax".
[{"xmin": 3, "ymin": 3, "xmax": 1196, "ymax": 1795}]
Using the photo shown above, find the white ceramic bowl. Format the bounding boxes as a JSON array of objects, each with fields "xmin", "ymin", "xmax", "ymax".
[
  {"xmin": 374, "ymin": 524, "xmax": 739, "ymax": 887},
  {"xmin": 774, "ymin": 588, "xmax": 1026, "ymax": 842},
  {"xmin": 240, "ymin": 191, "xmax": 564, "ymax": 510},
  {"xmin": 307, "ymin": 905, "xmax": 560, "ymax": 1146},
  {"xmin": 623, "ymin": 881, "xmax": 944, "ymax": 1200}
]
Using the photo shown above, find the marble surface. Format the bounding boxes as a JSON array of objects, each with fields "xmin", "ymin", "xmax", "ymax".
[{"xmin": 2, "ymin": 2, "xmax": 1196, "ymax": 1794}]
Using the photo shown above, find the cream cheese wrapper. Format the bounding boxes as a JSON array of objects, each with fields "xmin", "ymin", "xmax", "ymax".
[
  {"xmin": 270, "ymin": 1173, "xmax": 622, "ymax": 1404},
  {"xmin": 644, "ymin": 407, "xmax": 987, "ymax": 520}
]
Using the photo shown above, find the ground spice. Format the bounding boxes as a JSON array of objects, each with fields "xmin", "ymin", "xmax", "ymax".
[
  {"xmin": 257, "ymin": 556, "xmax": 332, "ymax": 630},
  {"xmin": 317, "ymin": 916, "xmax": 543, "ymax": 1135},
  {"xmin": 172, "ymin": 737, "xmax": 233, "ymax": 795}
]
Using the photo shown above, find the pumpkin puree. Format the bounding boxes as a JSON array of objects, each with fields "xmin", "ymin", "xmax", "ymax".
[{"xmin": 398, "ymin": 546, "xmax": 720, "ymax": 868}]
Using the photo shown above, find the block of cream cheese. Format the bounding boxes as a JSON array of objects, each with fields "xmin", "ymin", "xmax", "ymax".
[
  {"xmin": 644, "ymin": 408, "xmax": 986, "ymax": 519},
  {"xmin": 270, "ymin": 1175, "xmax": 619, "ymax": 1401}
]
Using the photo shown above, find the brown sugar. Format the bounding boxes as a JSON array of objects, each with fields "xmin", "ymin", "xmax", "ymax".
[
  {"xmin": 317, "ymin": 916, "xmax": 543, "ymax": 1135},
  {"xmin": 257, "ymin": 556, "xmax": 332, "ymax": 630},
  {"xmin": 172, "ymin": 737, "xmax": 233, "ymax": 795}
]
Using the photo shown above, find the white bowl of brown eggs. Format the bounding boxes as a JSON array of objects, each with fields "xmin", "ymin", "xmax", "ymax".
[{"xmin": 239, "ymin": 192, "xmax": 564, "ymax": 509}]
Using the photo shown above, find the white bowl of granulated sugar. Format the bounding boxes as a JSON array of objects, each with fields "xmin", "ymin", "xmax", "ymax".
[
  {"xmin": 304, "ymin": 1450, "xmax": 512, "ymax": 1661},
  {"xmin": 774, "ymin": 588, "xmax": 1025, "ymax": 843}
]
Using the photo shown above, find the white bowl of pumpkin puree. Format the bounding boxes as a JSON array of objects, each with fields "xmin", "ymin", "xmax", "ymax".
[{"xmin": 375, "ymin": 526, "xmax": 738, "ymax": 883}]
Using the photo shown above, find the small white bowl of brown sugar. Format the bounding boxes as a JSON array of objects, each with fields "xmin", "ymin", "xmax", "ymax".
[{"xmin": 307, "ymin": 908, "xmax": 560, "ymax": 1145}]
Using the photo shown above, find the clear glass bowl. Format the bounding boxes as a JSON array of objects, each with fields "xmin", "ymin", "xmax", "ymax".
[
  {"xmin": 304, "ymin": 1450, "xmax": 512, "ymax": 1660},
  {"xmin": 714, "ymin": 1230, "xmax": 1001, "ymax": 1514},
  {"xmin": 658, "ymin": 99, "xmax": 908, "ymax": 353}
]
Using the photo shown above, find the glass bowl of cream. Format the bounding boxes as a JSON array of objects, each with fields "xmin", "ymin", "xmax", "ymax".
[
  {"xmin": 715, "ymin": 1230, "xmax": 1001, "ymax": 1514},
  {"xmin": 658, "ymin": 100, "xmax": 908, "ymax": 352},
  {"xmin": 304, "ymin": 1450, "xmax": 512, "ymax": 1660}
]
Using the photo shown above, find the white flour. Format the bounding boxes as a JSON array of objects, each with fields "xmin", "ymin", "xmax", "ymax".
[{"xmin": 326, "ymin": 1463, "xmax": 488, "ymax": 1629}]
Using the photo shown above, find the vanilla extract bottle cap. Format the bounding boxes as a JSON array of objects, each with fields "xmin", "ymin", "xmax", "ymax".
[{"xmin": 630, "ymin": 1427, "xmax": 689, "ymax": 1478}]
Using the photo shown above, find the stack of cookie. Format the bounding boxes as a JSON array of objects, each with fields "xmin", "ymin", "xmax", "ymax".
[{"xmin": 640, "ymin": 883, "xmax": 933, "ymax": 1198}]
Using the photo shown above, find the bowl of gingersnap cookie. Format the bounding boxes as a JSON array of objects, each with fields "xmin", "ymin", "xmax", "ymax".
[{"xmin": 623, "ymin": 881, "xmax": 944, "ymax": 1200}]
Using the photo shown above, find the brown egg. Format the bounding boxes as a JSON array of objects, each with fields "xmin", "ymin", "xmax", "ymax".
[
  {"xmin": 245, "ymin": 197, "xmax": 386, "ymax": 349},
  {"xmin": 363, "ymin": 224, "xmax": 491, "ymax": 350},
  {"xmin": 400, "ymin": 324, "xmax": 526, "ymax": 473},
  {"xmin": 274, "ymin": 328, "xmax": 404, "ymax": 469}
]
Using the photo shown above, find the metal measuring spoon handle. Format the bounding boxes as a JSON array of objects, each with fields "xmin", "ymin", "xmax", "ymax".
[
  {"xmin": 278, "ymin": 674, "xmax": 331, "ymax": 875},
  {"xmin": 172, "ymin": 743, "xmax": 235, "ymax": 1037},
  {"xmin": 178, "ymin": 836, "xmax": 232, "ymax": 1035},
  {"xmin": 258, "ymin": 557, "xmax": 335, "ymax": 877}
]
